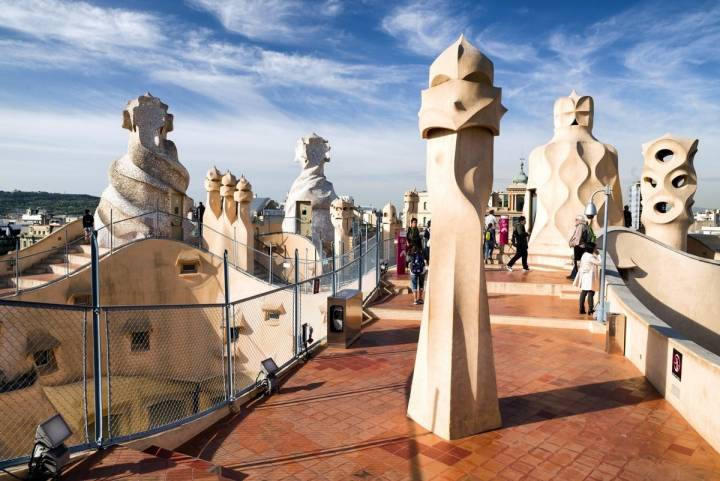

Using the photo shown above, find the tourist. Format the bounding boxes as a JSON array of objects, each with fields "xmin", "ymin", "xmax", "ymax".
[
  {"xmin": 406, "ymin": 218, "xmax": 422, "ymax": 253},
  {"xmin": 567, "ymin": 215, "xmax": 588, "ymax": 280},
  {"xmin": 484, "ymin": 209, "xmax": 497, "ymax": 228},
  {"xmin": 195, "ymin": 202, "xmax": 206, "ymax": 236},
  {"xmin": 484, "ymin": 222, "xmax": 497, "ymax": 264},
  {"xmin": 423, "ymin": 220, "xmax": 431, "ymax": 264},
  {"xmin": 574, "ymin": 243, "xmax": 601, "ymax": 315},
  {"xmin": 505, "ymin": 216, "xmax": 530, "ymax": 272},
  {"xmin": 82, "ymin": 209, "xmax": 94, "ymax": 242},
  {"xmin": 408, "ymin": 246, "xmax": 427, "ymax": 305},
  {"xmin": 623, "ymin": 205, "xmax": 632, "ymax": 228}
]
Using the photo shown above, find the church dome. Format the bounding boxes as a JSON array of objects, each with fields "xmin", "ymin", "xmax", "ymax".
[{"xmin": 512, "ymin": 161, "xmax": 528, "ymax": 185}]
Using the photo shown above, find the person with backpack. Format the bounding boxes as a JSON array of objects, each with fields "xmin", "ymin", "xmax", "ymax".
[
  {"xmin": 484, "ymin": 222, "xmax": 497, "ymax": 264},
  {"xmin": 573, "ymin": 243, "xmax": 601, "ymax": 315},
  {"xmin": 567, "ymin": 215, "xmax": 588, "ymax": 280},
  {"xmin": 505, "ymin": 216, "xmax": 530, "ymax": 272},
  {"xmin": 408, "ymin": 245, "xmax": 427, "ymax": 305}
]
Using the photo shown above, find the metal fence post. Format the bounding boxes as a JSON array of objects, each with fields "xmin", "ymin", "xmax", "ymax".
[
  {"xmin": 268, "ymin": 244, "xmax": 272, "ymax": 284},
  {"xmin": 293, "ymin": 249, "xmax": 300, "ymax": 357},
  {"xmin": 223, "ymin": 250, "xmax": 234, "ymax": 401},
  {"xmin": 64, "ymin": 228, "xmax": 69, "ymax": 277},
  {"xmin": 365, "ymin": 224, "xmax": 369, "ymax": 255},
  {"xmin": 155, "ymin": 201, "xmax": 159, "ymax": 239},
  {"xmin": 90, "ymin": 230, "xmax": 104, "ymax": 448},
  {"xmin": 358, "ymin": 238, "xmax": 363, "ymax": 293},
  {"xmin": 376, "ymin": 215, "xmax": 381, "ymax": 287},
  {"xmin": 14, "ymin": 238, "xmax": 19, "ymax": 295},
  {"xmin": 332, "ymin": 243, "xmax": 337, "ymax": 296}
]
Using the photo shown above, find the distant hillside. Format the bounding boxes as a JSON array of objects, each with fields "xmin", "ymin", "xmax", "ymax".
[{"xmin": 0, "ymin": 190, "xmax": 100, "ymax": 216}]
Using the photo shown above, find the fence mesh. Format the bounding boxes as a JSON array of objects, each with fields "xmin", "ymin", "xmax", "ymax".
[
  {"xmin": 0, "ymin": 215, "xmax": 385, "ymax": 466},
  {"xmin": 298, "ymin": 272, "xmax": 334, "ymax": 349},
  {"xmin": 0, "ymin": 302, "xmax": 90, "ymax": 462},
  {"xmin": 230, "ymin": 286, "xmax": 295, "ymax": 397},
  {"xmin": 102, "ymin": 305, "xmax": 226, "ymax": 442}
]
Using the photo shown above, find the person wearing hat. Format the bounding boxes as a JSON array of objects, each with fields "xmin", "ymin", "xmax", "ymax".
[
  {"xmin": 567, "ymin": 214, "xmax": 589, "ymax": 280},
  {"xmin": 574, "ymin": 243, "xmax": 601, "ymax": 315}
]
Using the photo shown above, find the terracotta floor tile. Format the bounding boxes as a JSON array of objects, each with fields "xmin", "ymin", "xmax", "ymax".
[{"xmin": 64, "ymin": 313, "xmax": 720, "ymax": 481}]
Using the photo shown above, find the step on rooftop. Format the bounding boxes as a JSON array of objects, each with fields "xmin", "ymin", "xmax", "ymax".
[{"xmin": 60, "ymin": 314, "xmax": 720, "ymax": 480}]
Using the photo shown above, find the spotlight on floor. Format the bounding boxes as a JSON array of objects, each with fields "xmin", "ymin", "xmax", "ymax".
[
  {"xmin": 380, "ymin": 260, "xmax": 389, "ymax": 275},
  {"xmin": 302, "ymin": 323, "xmax": 314, "ymax": 347},
  {"xmin": 28, "ymin": 414, "xmax": 72, "ymax": 480},
  {"xmin": 259, "ymin": 357, "xmax": 279, "ymax": 396}
]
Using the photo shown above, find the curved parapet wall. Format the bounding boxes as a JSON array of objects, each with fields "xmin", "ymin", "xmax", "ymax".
[
  {"xmin": 602, "ymin": 234, "xmax": 720, "ymax": 453},
  {"xmin": 605, "ymin": 227, "xmax": 720, "ymax": 354}
]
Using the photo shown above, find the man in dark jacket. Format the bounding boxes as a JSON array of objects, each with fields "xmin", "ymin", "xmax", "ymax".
[
  {"xmin": 406, "ymin": 218, "xmax": 422, "ymax": 253},
  {"xmin": 505, "ymin": 216, "xmax": 530, "ymax": 272},
  {"xmin": 623, "ymin": 205, "xmax": 632, "ymax": 228},
  {"xmin": 82, "ymin": 209, "xmax": 94, "ymax": 242},
  {"xmin": 195, "ymin": 202, "xmax": 206, "ymax": 236}
]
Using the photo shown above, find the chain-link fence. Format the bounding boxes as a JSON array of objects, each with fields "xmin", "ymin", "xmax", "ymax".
[
  {"xmin": 0, "ymin": 301, "xmax": 91, "ymax": 465},
  {"xmin": 0, "ymin": 215, "xmax": 384, "ymax": 467},
  {"xmin": 101, "ymin": 304, "xmax": 226, "ymax": 443},
  {"xmin": 229, "ymin": 286, "xmax": 295, "ymax": 398}
]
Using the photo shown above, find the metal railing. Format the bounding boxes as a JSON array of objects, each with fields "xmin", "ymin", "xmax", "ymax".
[
  {"xmin": 0, "ymin": 209, "xmax": 386, "ymax": 298},
  {"xmin": 0, "ymin": 215, "xmax": 394, "ymax": 468}
]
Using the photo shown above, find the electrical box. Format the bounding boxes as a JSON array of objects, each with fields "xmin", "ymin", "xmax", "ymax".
[{"xmin": 327, "ymin": 289, "xmax": 363, "ymax": 348}]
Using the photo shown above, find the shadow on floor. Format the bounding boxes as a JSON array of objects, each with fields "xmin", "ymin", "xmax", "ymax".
[
  {"xmin": 499, "ymin": 376, "xmax": 660, "ymax": 428},
  {"xmin": 353, "ymin": 326, "xmax": 420, "ymax": 348},
  {"xmin": 278, "ymin": 381, "xmax": 325, "ymax": 394}
]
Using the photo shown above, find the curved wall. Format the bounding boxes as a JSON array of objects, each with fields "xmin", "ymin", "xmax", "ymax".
[
  {"xmin": 605, "ymin": 228, "xmax": 720, "ymax": 355},
  {"xmin": 11, "ymin": 239, "xmax": 272, "ymax": 306}
]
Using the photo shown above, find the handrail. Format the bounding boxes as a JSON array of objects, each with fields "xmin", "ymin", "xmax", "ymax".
[{"xmin": 0, "ymin": 213, "xmax": 385, "ymax": 468}]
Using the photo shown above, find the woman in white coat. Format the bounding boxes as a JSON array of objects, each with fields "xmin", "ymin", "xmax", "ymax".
[{"xmin": 573, "ymin": 244, "xmax": 601, "ymax": 315}]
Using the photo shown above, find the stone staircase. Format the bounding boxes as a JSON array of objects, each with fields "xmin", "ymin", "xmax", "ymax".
[{"xmin": 5, "ymin": 243, "xmax": 109, "ymax": 291}]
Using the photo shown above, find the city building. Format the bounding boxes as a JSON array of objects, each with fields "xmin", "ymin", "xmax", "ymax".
[
  {"xmin": 20, "ymin": 208, "xmax": 49, "ymax": 225},
  {"xmin": 691, "ymin": 209, "xmax": 720, "ymax": 233},
  {"xmin": 19, "ymin": 224, "xmax": 59, "ymax": 249},
  {"xmin": 417, "ymin": 191, "xmax": 431, "ymax": 227},
  {"xmin": 488, "ymin": 160, "xmax": 528, "ymax": 227}
]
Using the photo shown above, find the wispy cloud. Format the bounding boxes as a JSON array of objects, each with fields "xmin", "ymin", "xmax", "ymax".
[
  {"xmin": 187, "ymin": 0, "xmax": 342, "ymax": 43},
  {"xmin": 0, "ymin": 0, "xmax": 164, "ymax": 48},
  {"xmin": 381, "ymin": 0, "xmax": 467, "ymax": 56}
]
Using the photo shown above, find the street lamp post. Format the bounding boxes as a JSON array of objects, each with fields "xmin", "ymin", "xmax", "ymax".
[{"xmin": 584, "ymin": 184, "xmax": 612, "ymax": 324}]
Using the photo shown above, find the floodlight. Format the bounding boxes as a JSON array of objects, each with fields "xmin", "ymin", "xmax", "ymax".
[
  {"xmin": 302, "ymin": 323, "xmax": 314, "ymax": 346},
  {"xmin": 380, "ymin": 260, "xmax": 389, "ymax": 275},
  {"xmin": 260, "ymin": 357, "xmax": 279, "ymax": 377},
  {"xmin": 258, "ymin": 358, "xmax": 279, "ymax": 396},
  {"xmin": 36, "ymin": 414, "xmax": 71, "ymax": 449},
  {"xmin": 28, "ymin": 414, "xmax": 72, "ymax": 480}
]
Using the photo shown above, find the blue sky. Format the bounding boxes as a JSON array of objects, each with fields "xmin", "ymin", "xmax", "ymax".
[{"xmin": 0, "ymin": 0, "xmax": 719, "ymax": 210}]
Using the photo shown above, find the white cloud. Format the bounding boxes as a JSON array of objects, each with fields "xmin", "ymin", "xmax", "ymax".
[
  {"xmin": 0, "ymin": 0, "xmax": 164, "ymax": 49},
  {"xmin": 187, "ymin": 0, "xmax": 341, "ymax": 42},
  {"xmin": 381, "ymin": 0, "xmax": 467, "ymax": 56}
]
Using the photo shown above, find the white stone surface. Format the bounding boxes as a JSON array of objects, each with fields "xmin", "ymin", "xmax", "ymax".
[
  {"xmin": 95, "ymin": 93, "xmax": 192, "ymax": 243},
  {"xmin": 282, "ymin": 134, "xmax": 338, "ymax": 254}
]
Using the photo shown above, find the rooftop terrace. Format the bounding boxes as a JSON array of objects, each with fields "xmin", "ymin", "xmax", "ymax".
[{"xmin": 63, "ymin": 299, "xmax": 720, "ymax": 481}]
